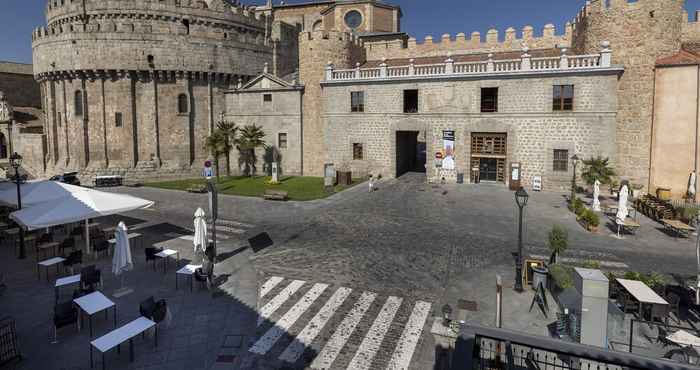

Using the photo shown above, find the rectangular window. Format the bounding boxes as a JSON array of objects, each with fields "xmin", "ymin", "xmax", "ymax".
[
  {"xmin": 353, "ymin": 143, "xmax": 363, "ymax": 160},
  {"xmin": 481, "ymin": 88, "xmax": 498, "ymax": 113},
  {"xmin": 553, "ymin": 85, "xmax": 574, "ymax": 111},
  {"xmin": 57, "ymin": 113, "xmax": 62, "ymax": 127},
  {"xmin": 553, "ymin": 149, "xmax": 569, "ymax": 172},
  {"xmin": 278, "ymin": 133, "xmax": 287, "ymax": 149},
  {"xmin": 403, "ymin": 89, "xmax": 418, "ymax": 113},
  {"xmin": 115, "ymin": 112, "xmax": 123, "ymax": 127},
  {"xmin": 263, "ymin": 94, "xmax": 272, "ymax": 103},
  {"xmin": 351, "ymin": 91, "xmax": 364, "ymax": 112}
]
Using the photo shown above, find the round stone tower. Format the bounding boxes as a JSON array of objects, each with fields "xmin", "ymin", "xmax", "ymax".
[
  {"xmin": 32, "ymin": 0, "xmax": 273, "ymax": 182},
  {"xmin": 571, "ymin": 0, "xmax": 685, "ymax": 188},
  {"xmin": 298, "ymin": 30, "xmax": 364, "ymax": 176}
]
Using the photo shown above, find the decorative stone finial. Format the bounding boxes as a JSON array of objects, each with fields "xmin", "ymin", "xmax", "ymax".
[
  {"xmin": 601, "ymin": 40, "xmax": 611, "ymax": 49},
  {"xmin": 409, "ymin": 58, "xmax": 415, "ymax": 64},
  {"xmin": 561, "ymin": 48, "xmax": 568, "ymax": 55},
  {"xmin": 237, "ymin": 77, "xmax": 243, "ymax": 89},
  {"xmin": 263, "ymin": 62, "xmax": 269, "ymax": 74},
  {"xmin": 521, "ymin": 44, "xmax": 530, "ymax": 53},
  {"xmin": 0, "ymin": 91, "xmax": 12, "ymax": 123}
]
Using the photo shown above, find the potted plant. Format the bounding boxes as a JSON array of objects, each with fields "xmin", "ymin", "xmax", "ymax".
[
  {"xmin": 610, "ymin": 180, "xmax": 620, "ymax": 196},
  {"xmin": 579, "ymin": 209, "xmax": 600, "ymax": 232},
  {"xmin": 631, "ymin": 183, "xmax": 644, "ymax": 198},
  {"xmin": 571, "ymin": 197, "xmax": 585, "ymax": 217},
  {"xmin": 548, "ymin": 225, "xmax": 568, "ymax": 265}
]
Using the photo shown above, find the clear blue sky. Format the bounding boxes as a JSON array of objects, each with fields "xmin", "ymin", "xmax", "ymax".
[{"xmin": 3, "ymin": 0, "xmax": 700, "ymax": 64}]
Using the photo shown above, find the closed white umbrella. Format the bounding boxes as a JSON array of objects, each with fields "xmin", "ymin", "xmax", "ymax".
[
  {"xmin": 616, "ymin": 184, "xmax": 629, "ymax": 238},
  {"xmin": 112, "ymin": 221, "xmax": 133, "ymax": 297},
  {"xmin": 193, "ymin": 208, "xmax": 208, "ymax": 255},
  {"xmin": 593, "ymin": 179, "xmax": 601, "ymax": 212},
  {"xmin": 689, "ymin": 171, "xmax": 697, "ymax": 199}
]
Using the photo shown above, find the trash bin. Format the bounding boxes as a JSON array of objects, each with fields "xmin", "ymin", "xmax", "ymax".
[
  {"xmin": 457, "ymin": 173, "xmax": 464, "ymax": 184},
  {"xmin": 532, "ymin": 266, "xmax": 549, "ymax": 290}
]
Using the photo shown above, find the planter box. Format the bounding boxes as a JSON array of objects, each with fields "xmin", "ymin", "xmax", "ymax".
[{"xmin": 578, "ymin": 218, "xmax": 599, "ymax": 233}]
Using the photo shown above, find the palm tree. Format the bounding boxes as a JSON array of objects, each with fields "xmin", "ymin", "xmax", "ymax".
[
  {"xmin": 205, "ymin": 130, "xmax": 228, "ymax": 180},
  {"xmin": 236, "ymin": 124, "xmax": 266, "ymax": 176},
  {"xmin": 581, "ymin": 156, "xmax": 616, "ymax": 185},
  {"xmin": 217, "ymin": 120, "xmax": 238, "ymax": 177},
  {"xmin": 548, "ymin": 225, "xmax": 568, "ymax": 264}
]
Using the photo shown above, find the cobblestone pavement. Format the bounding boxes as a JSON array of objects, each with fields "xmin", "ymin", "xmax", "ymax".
[{"xmin": 2, "ymin": 174, "xmax": 696, "ymax": 370}]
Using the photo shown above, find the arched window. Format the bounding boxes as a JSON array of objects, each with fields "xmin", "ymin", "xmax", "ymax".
[
  {"xmin": 312, "ymin": 20, "xmax": 323, "ymax": 32},
  {"xmin": 177, "ymin": 94, "xmax": 188, "ymax": 114},
  {"xmin": 74, "ymin": 90, "xmax": 83, "ymax": 116}
]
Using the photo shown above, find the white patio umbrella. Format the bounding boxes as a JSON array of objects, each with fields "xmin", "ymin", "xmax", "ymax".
[
  {"xmin": 193, "ymin": 208, "xmax": 208, "ymax": 257},
  {"xmin": 10, "ymin": 188, "xmax": 153, "ymax": 254},
  {"xmin": 615, "ymin": 184, "xmax": 629, "ymax": 238},
  {"xmin": 112, "ymin": 221, "xmax": 133, "ymax": 297},
  {"xmin": 0, "ymin": 180, "xmax": 83, "ymax": 207},
  {"xmin": 689, "ymin": 171, "xmax": 697, "ymax": 199},
  {"xmin": 592, "ymin": 179, "xmax": 601, "ymax": 212}
]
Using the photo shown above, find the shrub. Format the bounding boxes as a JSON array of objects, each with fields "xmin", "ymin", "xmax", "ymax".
[
  {"xmin": 572, "ymin": 197, "xmax": 585, "ymax": 216},
  {"xmin": 549, "ymin": 264, "xmax": 574, "ymax": 290},
  {"xmin": 581, "ymin": 209, "xmax": 600, "ymax": 227},
  {"xmin": 678, "ymin": 207, "xmax": 700, "ymax": 222},
  {"xmin": 581, "ymin": 260, "xmax": 601, "ymax": 269},
  {"xmin": 548, "ymin": 225, "xmax": 568, "ymax": 264}
]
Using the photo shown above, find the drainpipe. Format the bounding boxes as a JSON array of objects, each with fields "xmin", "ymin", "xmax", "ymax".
[
  {"xmin": 694, "ymin": 64, "xmax": 700, "ymax": 202},
  {"xmin": 648, "ymin": 69, "xmax": 657, "ymax": 193}
]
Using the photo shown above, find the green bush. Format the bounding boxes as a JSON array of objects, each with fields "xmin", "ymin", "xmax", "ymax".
[
  {"xmin": 581, "ymin": 209, "xmax": 600, "ymax": 227},
  {"xmin": 581, "ymin": 260, "xmax": 601, "ymax": 269},
  {"xmin": 549, "ymin": 264, "xmax": 574, "ymax": 290},
  {"xmin": 572, "ymin": 197, "xmax": 585, "ymax": 216},
  {"xmin": 548, "ymin": 225, "xmax": 568, "ymax": 264},
  {"xmin": 677, "ymin": 207, "xmax": 700, "ymax": 222}
]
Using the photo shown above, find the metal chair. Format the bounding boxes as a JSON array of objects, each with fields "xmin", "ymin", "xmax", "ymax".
[
  {"xmin": 80, "ymin": 265, "xmax": 101, "ymax": 290},
  {"xmin": 52, "ymin": 302, "xmax": 78, "ymax": 343},
  {"xmin": 58, "ymin": 237, "xmax": 75, "ymax": 256},
  {"xmin": 667, "ymin": 294, "xmax": 682, "ymax": 324},
  {"xmin": 145, "ymin": 247, "xmax": 162, "ymax": 271},
  {"xmin": 92, "ymin": 239, "xmax": 109, "ymax": 259},
  {"xmin": 62, "ymin": 250, "xmax": 83, "ymax": 275},
  {"xmin": 139, "ymin": 296, "xmax": 157, "ymax": 319}
]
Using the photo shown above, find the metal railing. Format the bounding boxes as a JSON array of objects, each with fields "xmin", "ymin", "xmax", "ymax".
[{"xmin": 454, "ymin": 324, "xmax": 697, "ymax": 370}]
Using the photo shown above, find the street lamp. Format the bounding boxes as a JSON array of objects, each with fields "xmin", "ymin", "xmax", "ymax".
[
  {"xmin": 514, "ymin": 186, "xmax": 529, "ymax": 292},
  {"xmin": 570, "ymin": 154, "xmax": 580, "ymax": 203},
  {"xmin": 10, "ymin": 152, "xmax": 25, "ymax": 259},
  {"xmin": 441, "ymin": 303, "xmax": 452, "ymax": 326}
]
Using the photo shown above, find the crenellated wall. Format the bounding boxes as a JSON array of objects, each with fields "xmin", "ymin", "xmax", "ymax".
[{"xmin": 364, "ymin": 24, "xmax": 573, "ymax": 61}]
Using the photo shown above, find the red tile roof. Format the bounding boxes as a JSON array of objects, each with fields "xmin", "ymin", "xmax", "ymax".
[{"xmin": 656, "ymin": 44, "xmax": 700, "ymax": 66}]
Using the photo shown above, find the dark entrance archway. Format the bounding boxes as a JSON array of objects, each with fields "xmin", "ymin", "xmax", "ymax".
[
  {"xmin": 396, "ymin": 131, "xmax": 426, "ymax": 177},
  {"xmin": 0, "ymin": 133, "xmax": 7, "ymax": 159}
]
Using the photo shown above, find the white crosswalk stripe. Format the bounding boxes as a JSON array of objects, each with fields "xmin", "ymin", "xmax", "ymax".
[
  {"xmin": 386, "ymin": 301, "xmax": 432, "ymax": 370},
  {"xmin": 253, "ymin": 277, "xmax": 432, "ymax": 370},
  {"xmin": 257, "ymin": 280, "xmax": 305, "ymax": 327},
  {"xmin": 259, "ymin": 276, "xmax": 285, "ymax": 299},
  {"xmin": 278, "ymin": 287, "xmax": 352, "ymax": 363},
  {"xmin": 310, "ymin": 291, "xmax": 377, "ymax": 369},
  {"xmin": 347, "ymin": 296, "xmax": 403, "ymax": 370},
  {"xmin": 250, "ymin": 283, "xmax": 329, "ymax": 355}
]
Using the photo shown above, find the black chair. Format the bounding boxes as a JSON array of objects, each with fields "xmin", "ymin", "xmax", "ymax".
[
  {"xmin": 667, "ymin": 294, "xmax": 681, "ymax": 324},
  {"xmin": 139, "ymin": 296, "xmax": 157, "ymax": 319},
  {"xmin": 93, "ymin": 240, "xmax": 109, "ymax": 259},
  {"xmin": 80, "ymin": 265, "xmax": 101, "ymax": 290},
  {"xmin": 145, "ymin": 247, "xmax": 162, "ymax": 271},
  {"xmin": 52, "ymin": 302, "xmax": 78, "ymax": 343},
  {"xmin": 59, "ymin": 237, "xmax": 75, "ymax": 256},
  {"xmin": 194, "ymin": 267, "xmax": 211, "ymax": 290},
  {"xmin": 62, "ymin": 250, "xmax": 83, "ymax": 275},
  {"xmin": 153, "ymin": 299, "xmax": 167, "ymax": 325}
]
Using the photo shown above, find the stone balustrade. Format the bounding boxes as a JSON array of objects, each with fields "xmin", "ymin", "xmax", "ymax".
[{"xmin": 325, "ymin": 42, "xmax": 614, "ymax": 82}]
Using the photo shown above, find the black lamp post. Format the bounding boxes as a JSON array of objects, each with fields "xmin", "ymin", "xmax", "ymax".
[
  {"xmin": 442, "ymin": 303, "xmax": 452, "ymax": 326},
  {"xmin": 570, "ymin": 154, "xmax": 580, "ymax": 203},
  {"xmin": 514, "ymin": 186, "xmax": 529, "ymax": 292},
  {"xmin": 10, "ymin": 152, "xmax": 24, "ymax": 259}
]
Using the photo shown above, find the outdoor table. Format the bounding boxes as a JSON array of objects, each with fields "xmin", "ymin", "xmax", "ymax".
[
  {"xmin": 662, "ymin": 219, "xmax": 696, "ymax": 238},
  {"xmin": 74, "ymin": 291, "xmax": 117, "ymax": 338},
  {"xmin": 155, "ymin": 249, "xmax": 180, "ymax": 274},
  {"xmin": 107, "ymin": 233, "xmax": 142, "ymax": 255},
  {"xmin": 176, "ymin": 264, "xmax": 202, "ymax": 291},
  {"xmin": 667, "ymin": 330, "xmax": 700, "ymax": 365},
  {"xmin": 36, "ymin": 241, "xmax": 60, "ymax": 261},
  {"xmin": 90, "ymin": 316, "xmax": 156, "ymax": 370},
  {"xmin": 616, "ymin": 278, "xmax": 669, "ymax": 321},
  {"xmin": 55, "ymin": 274, "xmax": 81, "ymax": 303},
  {"xmin": 37, "ymin": 256, "xmax": 66, "ymax": 282}
]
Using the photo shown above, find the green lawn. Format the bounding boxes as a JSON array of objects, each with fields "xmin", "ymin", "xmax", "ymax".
[{"xmin": 144, "ymin": 175, "xmax": 363, "ymax": 201}]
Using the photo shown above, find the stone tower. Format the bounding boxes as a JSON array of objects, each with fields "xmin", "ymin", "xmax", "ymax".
[
  {"xmin": 571, "ymin": 0, "xmax": 686, "ymax": 188},
  {"xmin": 32, "ymin": 0, "xmax": 273, "ymax": 182},
  {"xmin": 298, "ymin": 30, "xmax": 364, "ymax": 176}
]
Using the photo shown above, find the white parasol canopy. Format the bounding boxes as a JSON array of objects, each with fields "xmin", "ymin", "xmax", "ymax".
[
  {"xmin": 0, "ymin": 180, "xmax": 84, "ymax": 207},
  {"xmin": 616, "ymin": 184, "xmax": 629, "ymax": 225},
  {"xmin": 690, "ymin": 171, "xmax": 697, "ymax": 198},
  {"xmin": 112, "ymin": 221, "xmax": 133, "ymax": 276},
  {"xmin": 193, "ymin": 207, "xmax": 208, "ymax": 254}
]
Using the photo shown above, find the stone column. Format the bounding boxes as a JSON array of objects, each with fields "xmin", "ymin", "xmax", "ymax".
[{"xmin": 152, "ymin": 72, "xmax": 161, "ymax": 166}]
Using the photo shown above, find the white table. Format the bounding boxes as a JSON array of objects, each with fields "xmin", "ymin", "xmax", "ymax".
[
  {"xmin": 668, "ymin": 330, "xmax": 700, "ymax": 347},
  {"xmin": 90, "ymin": 316, "xmax": 156, "ymax": 370},
  {"xmin": 176, "ymin": 264, "xmax": 201, "ymax": 291},
  {"xmin": 155, "ymin": 249, "xmax": 180, "ymax": 274},
  {"xmin": 616, "ymin": 278, "xmax": 669, "ymax": 320},
  {"xmin": 38, "ymin": 257, "xmax": 65, "ymax": 282},
  {"xmin": 74, "ymin": 291, "xmax": 116, "ymax": 337},
  {"xmin": 55, "ymin": 274, "xmax": 81, "ymax": 302},
  {"xmin": 107, "ymin": 233, "xmax": 142, "ymax": 254}
]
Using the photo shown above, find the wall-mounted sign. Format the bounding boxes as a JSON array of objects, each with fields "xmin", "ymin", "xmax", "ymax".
[{"xmin": 442, "ymin": 130, "xmax": 455, "ymax": 170}]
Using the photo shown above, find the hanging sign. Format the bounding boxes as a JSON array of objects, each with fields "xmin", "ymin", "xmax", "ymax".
[{"xmin": 442, "ymin": 130, "xmax": 455, "ymax": 170}]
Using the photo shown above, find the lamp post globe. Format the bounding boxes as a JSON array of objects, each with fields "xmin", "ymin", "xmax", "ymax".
[
  {"xmin": 10, "ymin": 152, "xmax": 25, "ymax": 259},
  {"xmin": 514, "ymin": 186, "xmax": 529, "ymax": 292},
  {"xmin": 570, "ymin": 154, "xmax": 580, "ymax": 203}
]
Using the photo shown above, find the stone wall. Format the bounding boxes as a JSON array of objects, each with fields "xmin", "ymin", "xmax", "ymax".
[
  {"xmin": 322, "ymin": 72, "xmax": 618, "ymax": 190},
  {"xmin": 0, "ymin": 71, "xmax": 41, "ymax": 108},
  {"xmin": 571, "ymin": 0, "xmax": 686, "ymax": 189}
]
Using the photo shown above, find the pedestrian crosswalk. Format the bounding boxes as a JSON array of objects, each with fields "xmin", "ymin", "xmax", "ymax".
[
  {"xmin": 205, "ymin": 218, "xmax": 254, "ymax": 240},
  {"xmin": 250, "ymin": 276, "xmax": 432, "ymax": 370}
]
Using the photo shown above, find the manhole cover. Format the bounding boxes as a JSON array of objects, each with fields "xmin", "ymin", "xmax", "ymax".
[{"xmin": 458, "ymin": 299, "xmax": 478, "ymax": 312}]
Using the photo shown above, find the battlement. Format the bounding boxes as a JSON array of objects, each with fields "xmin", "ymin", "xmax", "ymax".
[
  {"xmin": 300, "ymin": 30, "xmax": 363, "ymax": 47},
  {"xmin": 364, "ymin": 24, "xmax": 572, "ymax": 60},
  {"xmin": 44, "ymin": 0, "xmax": 268, "ymax": 31}
]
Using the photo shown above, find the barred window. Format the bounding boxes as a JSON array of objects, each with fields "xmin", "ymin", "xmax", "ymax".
[
  {"xmin": 278, "ymin": 133, "xmax": 287, "ymax": 149},
  {"xmin": 263, "ymin": 94, "xmax": 272, "ymax": 103},
  {"xmin": 351, "ymin": 91, "xmax": 364, "ymax": 112},
  {"xmin": 481, "ymin": 88, "xmax": 498, "ymax": 113},
  {"xmin": 115, "ymin": 112, "xmax": 123, "ymax": 127},
  {"xmin": 177, "ymin": 94, "xmax": 188, "ymax": 114},
  {"xmin": 553, "ymin": 85, "xmax": 574, "ymax": 111},
  {"xmin": 353, "ymin": 143, "xmax": 363, "ymax": 160},
  {"xmin": 74, "ymin": 90, "xmax": 83, "ymax": 116},
  {"xmin": 553, "ymin": 149, "xmax": 569, "ymax": 172}
]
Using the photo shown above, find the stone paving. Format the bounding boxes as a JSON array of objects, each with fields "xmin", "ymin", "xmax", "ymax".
[{"xmin": 1, "ymin": 174, "xmax": 697, "ymax": 369}]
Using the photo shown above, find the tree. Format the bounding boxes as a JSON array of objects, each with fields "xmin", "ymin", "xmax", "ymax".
[
  {"xmin": 217, "ymin": 120, "xmax": 238, "ymax": 177},
  {"xmin": 548, "ymin": 225, "xmax": 568, "ymax": 265},
  {"xmin": 581, "ymin": 156, "xmax": 616, "ymax": 185},
  {"xmin": 205, "ymin": 130, "xmax": 228, "ymax": 180},
  {"xmin": 236, "ymin": 124, "xmax": 266, "ymax": 176}
]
